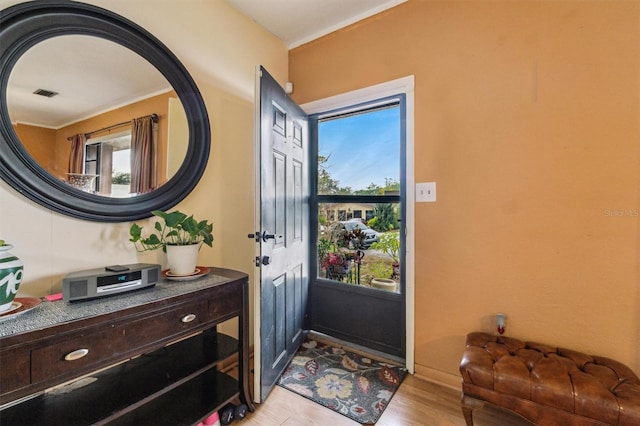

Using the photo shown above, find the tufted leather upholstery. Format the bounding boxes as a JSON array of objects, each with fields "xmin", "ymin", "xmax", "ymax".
[{"xmin": 459, "ymin": 332, "xmax": 640, "ymax": 426}]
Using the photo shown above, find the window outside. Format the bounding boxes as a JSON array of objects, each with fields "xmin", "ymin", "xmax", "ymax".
[{"xmin": 315, "ymin": 103, "xmax": 402, "ymax": 293}]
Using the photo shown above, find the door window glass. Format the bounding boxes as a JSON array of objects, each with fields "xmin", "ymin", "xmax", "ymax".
[
  {"xmin": 314, "ymin": 101, "xmax": 403, "ymax": 293},
  {"xmin": 318, "ymin": 202, "xmax": 401, "ymax": 292},
  {"xmin": 317, "ymin": 105, "xmax": 400, "ymax": 195}
]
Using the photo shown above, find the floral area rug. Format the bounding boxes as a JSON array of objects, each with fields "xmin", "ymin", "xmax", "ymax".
[{"xmin": 277, "ymin": 338, "xmax": 407, "ymax": 424}]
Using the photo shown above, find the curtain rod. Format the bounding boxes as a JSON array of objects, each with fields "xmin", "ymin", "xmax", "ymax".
[{"xmin": 67, "ymin": 113, "xmax": 158, "ymax": 141}]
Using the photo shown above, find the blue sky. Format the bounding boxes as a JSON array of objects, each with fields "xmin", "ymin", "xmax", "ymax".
[{"xmin": 318, "ymin": 106, "xmax": 400, "ymax": 191}]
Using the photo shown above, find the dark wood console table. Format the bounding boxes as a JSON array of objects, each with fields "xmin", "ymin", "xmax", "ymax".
[{"xmin": 0, "ymin": 267, "xmax": 254, "ymax": 425}]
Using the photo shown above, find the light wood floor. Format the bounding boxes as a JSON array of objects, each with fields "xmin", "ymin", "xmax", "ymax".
[{"xmin": 240, "ymin": 374, "xmax": 533, "ymax": 426}]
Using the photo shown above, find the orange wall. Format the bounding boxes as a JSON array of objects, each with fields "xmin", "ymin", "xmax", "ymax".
[
  {"xmin": 54, "ymin": 91, "xmax": 175, "ymax": 182},
  {"xmin": 290, "ymin": 0, "xmax": 640, "ymax": 380},
  {"xmin": 13, "ymin": 123, "xmax": 56, "ymax": 171}
]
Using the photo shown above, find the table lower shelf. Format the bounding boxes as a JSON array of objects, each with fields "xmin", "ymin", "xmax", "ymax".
[
  {"xmin": 0, "ymin": 331, "xmax": 240, "ymax": 425},
  {"xmin": 110, "ymin": 369, "xmax": 239, "ymax": 426}
]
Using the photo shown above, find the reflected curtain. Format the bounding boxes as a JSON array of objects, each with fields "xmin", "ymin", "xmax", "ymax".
[
  {"xmin": 130, "ymin": 115, "xmax": 158, "ymax": 194},
  {"xmin": 68, "ymin": 133, "xmax": 86, "ymax": 174}
]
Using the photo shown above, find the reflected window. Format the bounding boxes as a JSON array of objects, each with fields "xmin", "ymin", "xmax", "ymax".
[{"xmin": 84, "ymin": 131, "xmax": 132, "ymax": 196}]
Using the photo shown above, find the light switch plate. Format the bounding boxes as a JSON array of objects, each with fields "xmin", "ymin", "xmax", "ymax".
[{"xmin": 416, "ymin": 182, "xmax": 436, "ymax": 202}]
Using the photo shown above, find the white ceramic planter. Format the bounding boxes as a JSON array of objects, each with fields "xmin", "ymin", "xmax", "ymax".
[
  {"xmin": 166, "ymin": 243, "xmax": 200, "ymax": 276},
  {"xmin": 371, "ymin": 278, "xmax": 397, "ymax": 292},
  {"xmin": 0, "ymin": 244, "xmax": 24, "ymax": 312}
]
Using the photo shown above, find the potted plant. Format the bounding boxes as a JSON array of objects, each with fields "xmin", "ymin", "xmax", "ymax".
[
  {"xmin": 322, "ymin": 251, "xmax": 351, "ymax": 280},
  {"xmin": 129, "ymin": 210, "xmax": 213, "ymax": 276},
  {"xmin": 320, "ymin": 227, "xmax": 363, "ymax": 282},
  {"xmin": 369, "ymin": 232, "xmax": 400, "ymax": 291},
  {"xmin": 370, "ymin": 232, "xmax": 400, "ymax": 277},
  {"xmin": 0, "ymin": 239, "xmax": 24, "ymax": 313}
]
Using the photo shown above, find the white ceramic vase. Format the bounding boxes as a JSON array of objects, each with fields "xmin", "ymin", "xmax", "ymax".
[
  {"xmin": 0, "ymin": 244, "xmax": 24, "ymax": 312},
  {"xmin": 166, "ymin": 243, "xmax": 200, "ymax": 276}
]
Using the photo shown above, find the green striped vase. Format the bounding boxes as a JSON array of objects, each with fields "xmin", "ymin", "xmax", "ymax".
[{"xmin": 0, "ymin": 245, "xmax": 23, "ymax": 313}]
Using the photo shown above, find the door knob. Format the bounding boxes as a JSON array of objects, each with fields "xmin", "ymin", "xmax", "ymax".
[
  {"xmin": 261, "ymin": 231, "xmax": 275, "ymax": 242},
  {"xmin": 248, "ymin": 231, "xmax": 276, "ymax": 242},
  {"xmin": 261, "ymin": 256, "xmax": 271, "ymax": 265}
]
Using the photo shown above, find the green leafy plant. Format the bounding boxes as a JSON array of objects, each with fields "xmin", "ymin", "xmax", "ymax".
[
  {"xmin": 129, "ymin": 210, "xmax": 213, "ymax": 252},
  {"xmin": 317, "ymin": 238, "xmax": 336, "ymax": 267},
  {"xmin": 371, "ymin": 203, "xmax": 398, "ymax": 231},
  {"xmin": 112, "ymin": 171, "xmax": 131, "ymax": 184},
  {"xmin": 370, "ymin": 232, "xmax": 400, "ymax": 264},
  {"xmin": 367, "ymin": 262, "xmax": 393, "ymax": 280}
]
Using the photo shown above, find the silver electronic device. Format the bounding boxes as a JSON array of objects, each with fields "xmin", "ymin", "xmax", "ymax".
[{"xmin": 62, "ymin": 263, "xmax": 161, "ymax": 302}]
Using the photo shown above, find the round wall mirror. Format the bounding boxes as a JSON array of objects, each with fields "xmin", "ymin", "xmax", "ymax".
[{"xmin": 0, "ymin": 1, "xmax": 210, "ymax": 222}]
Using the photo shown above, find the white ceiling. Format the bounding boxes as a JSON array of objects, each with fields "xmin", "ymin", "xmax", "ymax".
[
  {"xmin": 8, "ymin": 0, "xmax": 406, "ymax": 128},
  {"xmin": 225, "ymin": 0, "xmax": 406, "ymax": 48},
  {"xmin": 8, "ymin": 35, "xmax": 171, "ymax": 129}
]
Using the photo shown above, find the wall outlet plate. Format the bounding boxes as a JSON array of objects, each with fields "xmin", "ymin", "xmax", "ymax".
[{"xmin": 416, "ymin": 182, "xmax": 436, "ymax": 202}]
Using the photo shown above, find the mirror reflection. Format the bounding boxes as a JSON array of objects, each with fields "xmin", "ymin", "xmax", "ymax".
[{"xmin": 7, "ymin": 35, "xmax": 188, "ymax": 197}]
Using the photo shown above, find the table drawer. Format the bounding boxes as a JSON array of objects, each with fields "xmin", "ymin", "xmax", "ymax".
[
  {"xmin": 207, "ymin": 284, "xmax": 241, "ymax": 321},
  {"xmin": 31, "ymin": 327, "xmax": 118, "ymax": 384},
  {"xmin": 0, "ymin": 349, "xmax": 30, "ymax": 395},
  {"xmin": 31, "ymin": 300, "xmax": 208, "ymax": 384},
  {"xmin": 118, "ymin": 300, "xmax": 208, "ymax": 350}
]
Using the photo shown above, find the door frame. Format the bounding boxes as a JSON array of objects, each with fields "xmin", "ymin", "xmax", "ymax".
[
  {"xmin": 301, "ymin": 75, "xmax": 415, "ymax": 374},
  {"xmin": 252, "ymin": 67, "xmax": 263, "ymax": 403},
  {"xmin": 253, "ymin": 74, "xmax": 415, "ymax": 402}
]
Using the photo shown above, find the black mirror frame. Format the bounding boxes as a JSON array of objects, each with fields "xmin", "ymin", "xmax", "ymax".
[{"xmin": 0, "ymin": 1, "xmax": 210, "ymax": 222}]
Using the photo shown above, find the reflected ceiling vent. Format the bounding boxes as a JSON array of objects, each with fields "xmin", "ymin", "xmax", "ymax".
[{"xmin": 33, "ymin": 88, "xmax": 59, "ymax": 98}]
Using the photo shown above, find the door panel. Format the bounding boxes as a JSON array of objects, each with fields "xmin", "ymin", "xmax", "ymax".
[
  {"xmin": 293, "ymin": 160, "xmax": 303, "ymax": 240},
  {"xmin": 258, "ymin": 66, "xmax": 309, "ymax": 401},
  {"xmin": 273, "ymin": 150, "xmax": 286, "ymax": 248},
  {"xmin": 311, "ymin": 282, "xmax": 404, "ymax": 354},
  {"xmin": 272, "ymin": 273, "xmax": 287, "ymax": 366},
  {"xmin": 287, "ymin": 263, "xmax": 305, "ymax": 346}
]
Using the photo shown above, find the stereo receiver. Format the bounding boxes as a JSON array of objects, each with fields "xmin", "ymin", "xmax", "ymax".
[{"xmin": 62, "ymin": 263, "xmax": 161, "ymax": 302}]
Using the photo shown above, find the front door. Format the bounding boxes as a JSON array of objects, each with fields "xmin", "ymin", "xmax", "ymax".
[{"xmin": 255, "ymin": 66, "xmax": 309, "ymax": 401}]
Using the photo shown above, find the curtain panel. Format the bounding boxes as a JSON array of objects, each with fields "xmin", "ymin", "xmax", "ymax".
[
  {"xmin": 68, "ymin": 133, "xmax": 86, "ymax": 174},
  {"xmin": 130, "ymin": 115, "xmax": 158, "ymax": 194}
]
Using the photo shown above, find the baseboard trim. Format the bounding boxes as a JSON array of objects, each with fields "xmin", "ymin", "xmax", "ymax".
[
  {"xmin": 414, "ymin": 364, "xmax": 462, "ymax": 391},
  {"xmin": 218, "ymin": 345, "xmax": 255, "ymax": 374}
]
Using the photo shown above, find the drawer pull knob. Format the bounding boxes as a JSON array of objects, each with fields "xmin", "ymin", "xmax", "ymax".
[
  {"xmin": 64, "ymin": 348, "xmax": 89, "ymax": 361},
  {"xmin": 181, "ymin": 313, "xmax": 197, "ymax": 323}
]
